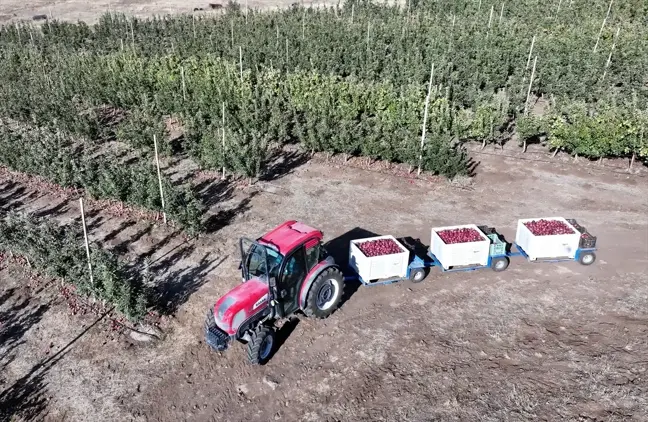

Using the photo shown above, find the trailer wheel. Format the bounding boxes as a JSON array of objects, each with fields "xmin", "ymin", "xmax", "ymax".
[
  {"xmin": 304, "ymin": 267, "xmax": 345, "ymax": 319},
  {"xmin": 579, "ymin": 252, "xmax": 596, "ymax": 266},
  {"xmin": 491, "ymin": 257, "xmax": 510, "ymax": 272},
  {"xmin": 246, "ymin": 326, "xmax": 275, "ymax": 365},
  {"xmin": 409, "ymin": 268, "xmax": 427, "ymax": 283}
]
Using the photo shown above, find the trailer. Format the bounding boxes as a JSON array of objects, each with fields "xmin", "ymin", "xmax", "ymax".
[{"xmin": 344, "ymin": 219, "xmax": 598, "ymax": 286}]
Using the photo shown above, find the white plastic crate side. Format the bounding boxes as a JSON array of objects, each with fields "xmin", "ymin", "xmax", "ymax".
[
  {"xmin": 516, "ymin": 217, "xmax": 581, "ymax": 259},
  {"xmin": 349, "ymin": 241, "xmax": 369, "ymax": 280},
  {"xmin": 429, "ymin": 224, "xmax": 489, "ymax": 268},
  {"xmin": 349, "ymin": 235, "xmax": 409, "ymax": 280}
]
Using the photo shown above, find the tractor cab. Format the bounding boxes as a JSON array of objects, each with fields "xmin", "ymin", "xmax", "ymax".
[{"xmin": 205, "ymin": 221, "xmax": 346, "ymax": 365}]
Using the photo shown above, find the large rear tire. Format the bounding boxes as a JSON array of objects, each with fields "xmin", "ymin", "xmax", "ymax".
[
  {"xmin": 246, "ymin": 326, "xmax": 275, "ymax": 365},
  {"xmin": 304, "ymin": 267, "xmax": 345, "ymax": 319}
]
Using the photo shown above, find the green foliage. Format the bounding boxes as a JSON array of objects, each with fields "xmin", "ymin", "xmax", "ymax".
[
  {"xmin": 1, "ymin": 0, "xmax": 645, "ymax": 179},
  {"xmin": 0, "ymin": 211, "xmax": 148, "ymax": 321},
  {"xmin": 542, "ymin": 99, "xmax": 648, "ymax": 159},
  {"xmin": 0, "ymin": 122, "xmax": 204, "ymax": 232}
]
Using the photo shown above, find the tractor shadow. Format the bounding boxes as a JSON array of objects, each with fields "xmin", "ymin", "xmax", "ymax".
[
  {"xmin": 269, "ymin": 316, "xmax": 301, "ymax": 362},
  {"xmin": 323, "ymin": 227, "xmax": 382, "ymax": 311}
]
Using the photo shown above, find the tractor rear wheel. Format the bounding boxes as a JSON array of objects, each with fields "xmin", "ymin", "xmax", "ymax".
[
  {"xmin": 304, "ymin": 267, "xmax": 344, "ymax": 319},
  {"xmin": 246, "ymin": 326, "xmax": 275, "ymax": 365}
]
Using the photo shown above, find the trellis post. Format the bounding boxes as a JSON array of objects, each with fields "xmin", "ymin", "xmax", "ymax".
[
  {"xmin": 593, "ymin": 0, "xmax": 613, "ymax": 53},
  {"xmin": 153, "ymin": 135, "xmax": 167, "ymax": 225},
  {"xmin": 222, "ymin": 102, "xmax": 226, "ymax": 180},
  {"xmin": 79, "ymin": 198, "xmax": 94, "ymax": 288},
  {"xmin": 418, "ymin": 63, "xmax": 435, "ymax": 176}
]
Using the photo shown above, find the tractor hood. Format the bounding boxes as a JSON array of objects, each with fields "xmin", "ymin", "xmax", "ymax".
[{"xmin": 212, "ymin": 278, "xmax": 269, "ymax": 335}]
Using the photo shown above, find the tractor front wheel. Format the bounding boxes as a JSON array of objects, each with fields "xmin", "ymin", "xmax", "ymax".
[
  {"xmin": 304, "ymin": 267, "xmax": 344, "ymax": 319},
  {"xmin": 246, "ymin": 326, "xmax": 275, "ymax": 365}
]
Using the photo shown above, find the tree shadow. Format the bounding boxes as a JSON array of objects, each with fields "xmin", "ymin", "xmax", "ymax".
[
  {"xmin": 0, "ymin": 309, "xmax": 110, "ymax": 421},
  {"xmin": 32, "ymin": 200, "xmax": 68, "ymax": 218},
  {"xmin": 0, "ymin": 181, "xmax": 26, "ymax": 211},
  {"xmin": 466, "ymin": 155, "xmax": 480, "ymax": 178},
  {"xmin": 111, "ymin": 224, "xmax": 154, "ymax": 255},
  {"xmin": 101, "ymin": 220, "xmax": 137, "ymax": 244},
  {"xmin": 194, "ymin": 177, "xmax": 236, "ymax": 208},
  {"xmin": 151, "ymin": 253, "xmax": 228, "ymax": 315},
  {"xmin": 203, "ymin": 192, "xmax": 257, "ymax": 234},
  {"xmin": 0, "ymin": 288, "xmax": 51, "ymax": 376},
  {"xmin": 259, "ymin": 149, "xmax": 310, "ymax": 182}
]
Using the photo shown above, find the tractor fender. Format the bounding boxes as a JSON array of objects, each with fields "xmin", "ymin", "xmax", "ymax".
[
  {"xmin": 235, "ymin": 306, "xmax": 272, "ymax": 340},
  {"xmin": 298, "ymin": 257, "xmax": 337, "ymax": 309}
]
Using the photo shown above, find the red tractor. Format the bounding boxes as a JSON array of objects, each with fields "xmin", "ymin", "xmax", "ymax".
[{"xmin": 204, "ymin": 220, "xmax": 345, "ymax": 364}]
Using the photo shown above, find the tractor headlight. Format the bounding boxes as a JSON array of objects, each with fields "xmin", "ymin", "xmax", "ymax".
[{"xmin": 231, "ymin": 309, "xmax": 246, "ymax": 331}]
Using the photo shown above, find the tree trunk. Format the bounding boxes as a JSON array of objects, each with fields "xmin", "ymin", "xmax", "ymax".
[
  {"xmin": 573, "ymin": 153, "xmax": 578, "ymax": 162},
  {"xmin": 481, "ymin": 139, "xmax": 486, "ymax": 150},
  {"xmin": 629, "ymin": 152, "xmax": 636, "ymax": 170},
  {"xmin": 552, "ymin": 147, "xmax": 560, "ymax": 158},
  {"xmin": 598, "ymin": 156, "xmax": 603, "ymax": 165},
  {"xmin": 522, "ymin": 139, "xmax": 527, "ymax": 153}
]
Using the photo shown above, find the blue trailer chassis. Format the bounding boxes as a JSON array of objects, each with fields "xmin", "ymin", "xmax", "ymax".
[{"xmin": 344, "ymin": 243, "xmax": 597, "ymax": 287}]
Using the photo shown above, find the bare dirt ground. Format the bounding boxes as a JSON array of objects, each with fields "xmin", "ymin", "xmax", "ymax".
[
  {"xmin": 1, "ymin": 2, "xmax": 648, "ymax": 421},
  {"xmin": 1, "ymin": 139, "xmax": 648, "ymax": 421},
  {"xmin": 0, "ymin": 0, "xmax": 342, "ymax": 24}
]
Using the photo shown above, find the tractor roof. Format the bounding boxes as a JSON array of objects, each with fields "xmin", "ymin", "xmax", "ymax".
[{"xmin": 258, "ymin": 220, "xmax": 323, "ymax": 255}]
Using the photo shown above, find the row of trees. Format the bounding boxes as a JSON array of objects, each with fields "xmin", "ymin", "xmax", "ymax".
[
  {"xmin": 518, "ymin": 98, "xmax": 648, "ymax": 162},
  {"xmin": 0, "ymin": 0, "xmax": 644, "ymax": 209},
  {"xmin": 0, "ymin": 211, "xmax": 148, "ymax": 320},
  {"xmin": 0, "ymin": 122, "xmax": 204, "ymax": 232},
  {"xmin": 1, "ymin": 1, "xmax": 645, "ymax": 107},
  {"xmin": 0, "ymin": 51, "xmax": 473, "ymax": 177}
]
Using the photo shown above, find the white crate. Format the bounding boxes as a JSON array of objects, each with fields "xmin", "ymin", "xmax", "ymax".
[
  {"xmin": 429, "ymin": 224, "xmax": 490, "ymax": 269},
  {"xmin": 349, "ymin": 235, "xmax": 409, "ymax": 281},
  {"xmin": 515, "ymin": 217, "xmax": 581, "ymax": 260}
]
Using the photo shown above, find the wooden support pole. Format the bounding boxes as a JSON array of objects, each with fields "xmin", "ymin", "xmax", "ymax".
[
  {"xmin": 524, "ymin": 56, "xmax": 537, "ymax": 115},
  {"xmin": 239, "ymin": 46, "xmax": 243, "ymax": 81},
  {"xmin": 523, "ymin": 55, "xmax": 538, "ymax": 153},
  {"xmin": 601, "ymin": 26, "xmax": 620, "ymax": 81},
  {"xmin": 79, "ymin": 198, "xmax": 94, "ymax": 288},
  {"xmin": 418, "ymin": 63, "xmax": 435, "ymax": 176},
  {"xmin": 488, "ymin": 5, "xmax": 494, "ymax": 28},
  {"xmin": 222, "ymin": 102, "xmax": 226, "ymax": 180},
  {"xmin": 526, "ymin": 35, "xmax": 536, "ymax": 69},
  {"xmin": 593, "ymin": 0, "xmax": 613, "ymax": 53},
  {"xmin": 181, "ymin": 66, "xmax": 186, "ymax": 101},
  {"xmin": 153, "ymin": 135, "xmax": 167, "ymax": 225}
]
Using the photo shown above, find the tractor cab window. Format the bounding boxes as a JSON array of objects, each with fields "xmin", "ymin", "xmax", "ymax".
[
  {"xmin": 305, "ymin": 243, "xmax": 320, "ymax": 270},
  {"xmin": 241, "ymin": 239, "xmax": 283, "ymax": 283}
]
